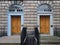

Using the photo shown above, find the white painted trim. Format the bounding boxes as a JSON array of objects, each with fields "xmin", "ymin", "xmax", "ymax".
[
  {"xmin": 37, "ymin": 12, "xmax": 53, "ymax": 36},
  {"xmin": 7, "ymin": 12, "xmax": 24, "ymax": 36}
]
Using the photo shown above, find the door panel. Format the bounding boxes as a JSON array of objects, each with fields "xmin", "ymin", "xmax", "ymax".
[
  {"xmin": 45, "ymin": 16, "xmax": 50, "ymax": 33},
  {"xmin": 17, "ymin": 16, "xmax": 21, "ymax": 33},
  {"xmin": 40, "ymin": 16, "xmax": 50, "ymax": 34},
  {"xmin": 11, "ymin": 16, "xmax": 21, "ymax": 35},
  {"xmin": 40, "ymin": 16, "xmax": 46, "ymax": 33}
]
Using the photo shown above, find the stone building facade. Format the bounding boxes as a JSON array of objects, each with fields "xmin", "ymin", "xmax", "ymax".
[{"xmin": 0, "ymin": 1, "xmax": 60, "ymax": 36}]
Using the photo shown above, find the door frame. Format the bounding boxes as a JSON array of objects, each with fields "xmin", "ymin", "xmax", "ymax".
[
  {"xmin": 37, "ymin": 11, "xmax": 53, "ymax": 36},
  {"xmin": 8, "ymin": 12, "xmax": 24, "ymax": 36}
]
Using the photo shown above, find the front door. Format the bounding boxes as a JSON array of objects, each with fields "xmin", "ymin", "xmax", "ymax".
[
  {"xmin": 11, "ymin": 16, "xmax": 21, "ymax": 35},
  {"xmin": 40, "ymin": 16, "xmax": 50, "ymax": 34}
]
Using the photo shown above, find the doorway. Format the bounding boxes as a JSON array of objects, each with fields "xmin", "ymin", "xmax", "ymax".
[
  {"xmin": 11, "ymin": 16, "xmax": 21, "ymax": 35},
  {"xmin": 40, "ymin": 16, "xmax": 50, "ymax": 34}
]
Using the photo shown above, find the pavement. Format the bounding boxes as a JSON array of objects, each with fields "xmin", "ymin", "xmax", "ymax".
[
  {"xmin": 0, "ymin": 34, "xmax": 60, "ymax": 44},
  {"xmin": 0, "ymin": 35, "xmax": 20, "ymax": 43}
]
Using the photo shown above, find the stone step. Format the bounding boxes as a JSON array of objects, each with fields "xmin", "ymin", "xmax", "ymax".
[
  {"xmin": 40, "ymin": 36, "xmax": 60, "ymax": 44},
  {"xmin": 40, "ymin": 40, "xmax": 60, "ymax": 44},
  {"xmin": 40, "ymin": 36, "xmax": 60, "ymax": 40},
  {"xmin": 20, "ymin": 36, "xmax": 60, "ymax": 44},
  {"xmin": 40, "ymin": 43, "xmax": 60, "ymax": 45}
]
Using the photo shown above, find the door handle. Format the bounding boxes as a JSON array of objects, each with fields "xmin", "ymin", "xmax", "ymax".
[{"xmin": 51, "ymin": 25, "xmax": 53, "ymax": 27}]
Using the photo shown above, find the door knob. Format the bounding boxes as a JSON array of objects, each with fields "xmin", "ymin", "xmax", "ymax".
[{"xmin": 51, "ymin": 25, "xmax": 53, "ymax": 27}]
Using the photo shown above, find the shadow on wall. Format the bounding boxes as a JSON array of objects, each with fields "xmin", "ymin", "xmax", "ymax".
[
  {"xmin": 54, "ymin": 27, "xmax": 60, "ymax": 37},
  {"xmin": 21, "ymin": 27, "xmax": 39, "ymax": 45}
]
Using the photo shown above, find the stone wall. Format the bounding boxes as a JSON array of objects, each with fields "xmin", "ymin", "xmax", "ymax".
[
  {"xmin": 0, "ymin": 1, "xmax": 60, "ymax": 34},
  {"xmin": 23, "ymin": 1, "xmax": 37, "ymax": 31},
  {"xmin": 53, "ymin": 1, "xmax": 60, "ymax": 29}
]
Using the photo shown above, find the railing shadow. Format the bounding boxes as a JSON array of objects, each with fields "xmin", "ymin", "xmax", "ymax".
[
  {"xmin": 54, "ymin": 27, "xmax": 60, "ymax": 37},
  {"xmin": 21, "ymin": 27, "xmax": 27, "ymax": 45},
  {"xmin": 21, "ymin": 27, "xmax": 40, "ymax": 45},
  {"xmin": 34, "ymin": 27, "xmax": 40, "ymax": 45}
]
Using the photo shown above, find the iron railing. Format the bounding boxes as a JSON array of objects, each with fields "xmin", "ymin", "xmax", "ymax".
[{"xmin": 21, "ymin": 27, "xmax": 39, "ymax": 45}]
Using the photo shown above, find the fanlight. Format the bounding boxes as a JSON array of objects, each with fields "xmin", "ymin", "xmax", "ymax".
[
  {"xmin": 38, "ymin": 4, "xmax": 52, "ymax": 11},
  {"xmin": 9, "ymin": 4, "xmax": 23, "ymax": 12}
]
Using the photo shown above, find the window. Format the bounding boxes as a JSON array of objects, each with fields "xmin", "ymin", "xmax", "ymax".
[
  {"xmin": 9, "ymin": 4, "xmax": 23, "ymax": 12},
  {"xmin": 37, "ymin": 4, "xmax": 52, "ymax": 12}
]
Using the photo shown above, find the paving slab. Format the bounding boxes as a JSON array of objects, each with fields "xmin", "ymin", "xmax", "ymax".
[{"xmin": 0, "ymin": 35, "xmax": 20, "ymax": 43}]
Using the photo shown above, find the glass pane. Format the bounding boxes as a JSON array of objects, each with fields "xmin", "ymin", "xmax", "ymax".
[
  {"xmin": 9, "ymin": 4, "xmax": 23, "ymax": 12},
  {"xmin": 38, "ymin": 4, "xmax": 51, "ymax": 11}
]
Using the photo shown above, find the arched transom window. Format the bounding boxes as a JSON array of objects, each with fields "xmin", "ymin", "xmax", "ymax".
[
  {"xmin": 9, "ymin": 4, "xmax": 23, "ymax": 12},
  {"xmin": 37, "ymin": 4, "xmax": 52, "ymax": 12}
]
